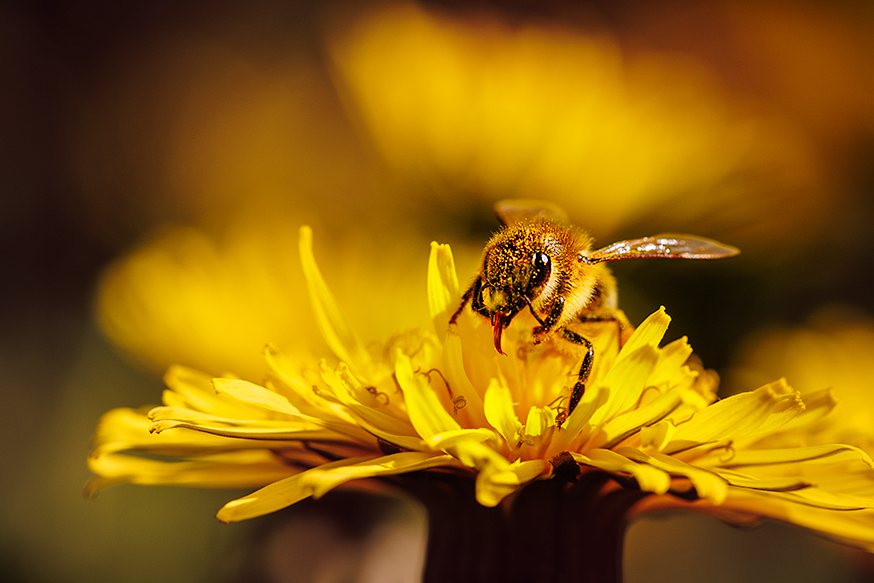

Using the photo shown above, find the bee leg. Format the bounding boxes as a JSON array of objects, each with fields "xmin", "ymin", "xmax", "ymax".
[
  {"xmin": 532, "ymin": 297, "xmax": 565, "ymax": 342},
  {"xmin": 578, "ymin": 309, "xmax": 632, "ymax": 346},
  {"xmin": 577, "ymin": 311, "xmax": 621, "ymax": 326},
  {"xmin": 560, "ymin": 328, "xmax": 594, "ymax": 416},
  {"xmin": 449, "ymin": 279, "xmax": 480, "ymax": 325},
  {"xmin": 614, "ymin": 309, "xmax": 632, "ymax": 344}
]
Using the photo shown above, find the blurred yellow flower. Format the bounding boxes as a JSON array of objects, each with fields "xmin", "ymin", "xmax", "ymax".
[
  {"xmin": 96, "ymin": 218, "xmax": 432, "ymax": 379},
  {"xmin": 90, "ymin": 227, "xmax": 874, "ymax": 566},
  {"xmin": 329, "ymin": 2, "xmax": 822, "ymax": 241},
  {"xmin": 728, "ymin": 308, "xmax": 874, "ymax": 454}
]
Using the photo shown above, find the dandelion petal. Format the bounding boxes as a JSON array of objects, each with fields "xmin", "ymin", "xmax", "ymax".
[
  {"xmin": 572, "ymin": 449, "xmax": 671, "ymax": 495},
  {"xmin": 216, "ymin": 452, "xmax": 455, "ymax": 522},
  {"xmin": 299, "ymin": 226, "xmax": 370, "ymax": 368},
  {"xmin": 661, "ymin": 379, "xmax": 804, "ymax": 453},
  {"xmin": 616, "ymin": 306, "xmax": 671, "ymax": 359},
  {"xmin": 212, "ymin": 378, "xmax": 300, "ymax": 416},
  {"xmin": 484, "ymin": 379, "xmax": 522, "ymax": 448},
  {"xmin": 476, "ymin": 459, "xmax": 549, "ymax": 507},
  {"xmin": 427, "ymin": 242, "xmax": 460, "ymax": 338},
  {"xmin": 395, "ymin": 351, "xmax": 461, "ymax": 439},
  {"xmin": 623, "ymin": 448, "xmax": 729, "ymax": 504}
]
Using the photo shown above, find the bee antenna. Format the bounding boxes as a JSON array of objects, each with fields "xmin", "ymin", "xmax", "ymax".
[{"xmin": 523, "ymin": 295, "xmax": 547, "ymax": 327}]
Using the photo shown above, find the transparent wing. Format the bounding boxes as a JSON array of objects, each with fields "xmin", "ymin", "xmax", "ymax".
[
  {"xmin": 587, "ymin": 234, "xmax": 739, "ymax": 264},
  {"xmin": 495, "ymin": 199, "xmax": 569, "ymax": 226}
]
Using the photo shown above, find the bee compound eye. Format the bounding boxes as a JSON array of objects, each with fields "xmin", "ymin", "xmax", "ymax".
[{"xmin": 529, "ymin": 252, "xmax": 551, "ymax": 287}]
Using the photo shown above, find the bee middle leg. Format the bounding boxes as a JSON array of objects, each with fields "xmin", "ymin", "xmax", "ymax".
[
  {"xmin": 560, "ymin": 328, "xmax": 594, "ymax": 416},
  {"xmin": 578, "ymin": 309, "xmax": 632, "ymax": 345}
]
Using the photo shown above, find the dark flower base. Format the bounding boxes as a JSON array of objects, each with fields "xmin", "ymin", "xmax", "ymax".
[{"xmin": 399, "ymin": 469, "xmax": 647, "ymax": 583}]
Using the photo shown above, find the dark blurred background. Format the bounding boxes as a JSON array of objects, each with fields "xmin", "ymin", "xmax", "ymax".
[{"xmin": 1, "ymin": 1, "xmax": 872, "ymax": 582}]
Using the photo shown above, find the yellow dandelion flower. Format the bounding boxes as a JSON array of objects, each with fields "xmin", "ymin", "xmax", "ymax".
[{"xmin": 89, "ymin": 227, "xmax": 874, "ymax": 580}]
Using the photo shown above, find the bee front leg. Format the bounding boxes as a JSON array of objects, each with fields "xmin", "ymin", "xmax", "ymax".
[
  {"xmin": 560, "ymin": 328, "xmax": 594, "ymax": 417},
  {"xmin": 450, "ymin": 278, "xmax": 480, "ymax": 325},
  {"xmin": 531, "ymin": 296, "xmax": 565, "ymax": 343}
]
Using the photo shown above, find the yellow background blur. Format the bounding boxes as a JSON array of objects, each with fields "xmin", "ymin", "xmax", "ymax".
[{"xmin": 2, "ymin": 1, "xmax": 872, "ymax": 581}]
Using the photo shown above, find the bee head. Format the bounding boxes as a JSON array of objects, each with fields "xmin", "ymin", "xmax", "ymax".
[{"xmin": 475, "ymin": 240, "xmax": 552, "ymax": 354}]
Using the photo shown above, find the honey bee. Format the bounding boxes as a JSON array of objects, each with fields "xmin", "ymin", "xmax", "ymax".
[{"xmin": 450, "ymin": 199, "xmax": 739, "ymax": 420}]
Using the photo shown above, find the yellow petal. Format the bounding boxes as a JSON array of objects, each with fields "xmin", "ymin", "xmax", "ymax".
[
  {"xmin": 523, "ymin": 406, "xmax": 557, "ymax": 441},
  {"xmin": 307, "ymin": 453, "xmax": 456, "ymax": 499},
  {"xmin": 212, "ymin": 378, "xmax": 300, "ymax": 416},
  {"xmin": 476, "ymin": 459, "xmax": 549, "ymax": 507},
  {"xmin": 647, "ymin": 336, "xmax": 695, "ymax": 389},
  {"xmin": 545, "ymin": 380, "xmax": 609, "ymax": 456},
  {"xmin": 715, "ymin": 444, "xmax": 874, "ymax": 469},
  {"xmin": 395, "ymin": 350, "xmax": 461, "ymax": 439},
  {"xmin": 333, "ymin": 362, "xmax": 391, "ymax": 407},
  {"xmin": 713, "ymin": 469, "xmax": 812, "ymax": 492},
  {"xmin": 148, "ymin": 405, "xmax": 321, "ymax": 431},
  {"xmin": 755, "ymin": 487, "xmax": 874, "ymax": 511},
  {"xmin": 148, "ymin": 405, "xmax": 241, "ymax": 424},
  {"xmin": 616, "ymin": 307, "xmax": 670, "ymax": 359},
  {"xmin": 449, "ymin": 438, "xmax": 508, "ymax": 471},
  {"xmin": 290, "ymin": 362, "xmax": 430, "ymax": 446},
  {"xmin": 441, "ymin": 332, "xmax": 487, "ymax": 427},
  {"xmin": 673, "ymin": 385, "xmax": 713, "ymax": 418},
  {"xmin": 92, "ymin": 407, "xmax": 251, "ymax": 455},
  {"xmin": 808, "ymin": 468, "xmax": 874, "ymax": 500},
  {"xmin": 427, "ymin": 242, "xmax": 460, "ymax": 338},
  {"xmin": 654, "ymin": 335, "xmax": 693, "ymax": 367},
  {"xmin": 427, "ymin": 428, "xmax": 496, "ymax": 451},
  {"xmin": 211, "ymin": 375, "xmax": 380, "ymax": 444},
  {"xmin": 319, "ymin": 360, "xmax": 391, "ymax": 410},
  {"xmin": 661, "ymin": 379, "xmax": 804, "ymax": 454},
  {"xmin": 87, "ymin": 450, "xmax": 296, "ymax": 494},
  {"xmin": 622, "ymin": 447, "xmax": 729, "ymax": 504},
  {"xmin": 299, "ymin": 226, "xmax": 370, "ymax": 369},
  {"xmin": 216, "ymin": 452, "xmax": 456, "ymax": 522},
  {"xmin": 263, "ymin": 344, "xmax": 345, "ymax": 414},
  {"xmin": 587, "ymin": 344, "xmax": 659, "ymax": 428},
  {"xmin": 594, "ymin": 387, "xmax": 686, "ymax": 450},
  {"xmin": 639, "ymin": 420, "xmax": 677, "ymax": 451},
  {"xmin": 483, "ymin": 378, "xmax": 522, "ymax": 448},
  {"xmin": 572, "ymin": 449, "xmax": 671, "ymax": 495},
  {"xmin": 713, "ymin": 493, "xmax": 874, "ymax": 550},
  {"xmin": 164, "ymin": 365, "xmax": 262, "ymax": 418},
  {"xmin": 147, "ymin": 417, "xmax": 344, "ymax": 443},
  {"xmin": 775, "ymin": 388, "xmax": 838, "ymax": 433}
]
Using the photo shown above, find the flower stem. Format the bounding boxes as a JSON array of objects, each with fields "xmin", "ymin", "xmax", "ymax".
[{"xmin": 400, "ymin": 470, "xmax": 646, "ymax": 583}]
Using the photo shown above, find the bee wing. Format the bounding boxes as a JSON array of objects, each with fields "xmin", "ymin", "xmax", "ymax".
[
  {"xmin": 495, "ymin": 199, "xmax": 569, "ymax": 226},
  {"xmin": 587, "ymin": 234, "xmax": 739, "ymax": 264}
]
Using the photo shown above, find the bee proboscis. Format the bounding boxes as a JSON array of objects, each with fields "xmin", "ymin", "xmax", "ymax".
[{"xmin": 450, "ymin": 199, "xmax": 739, "ymax": 422}]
